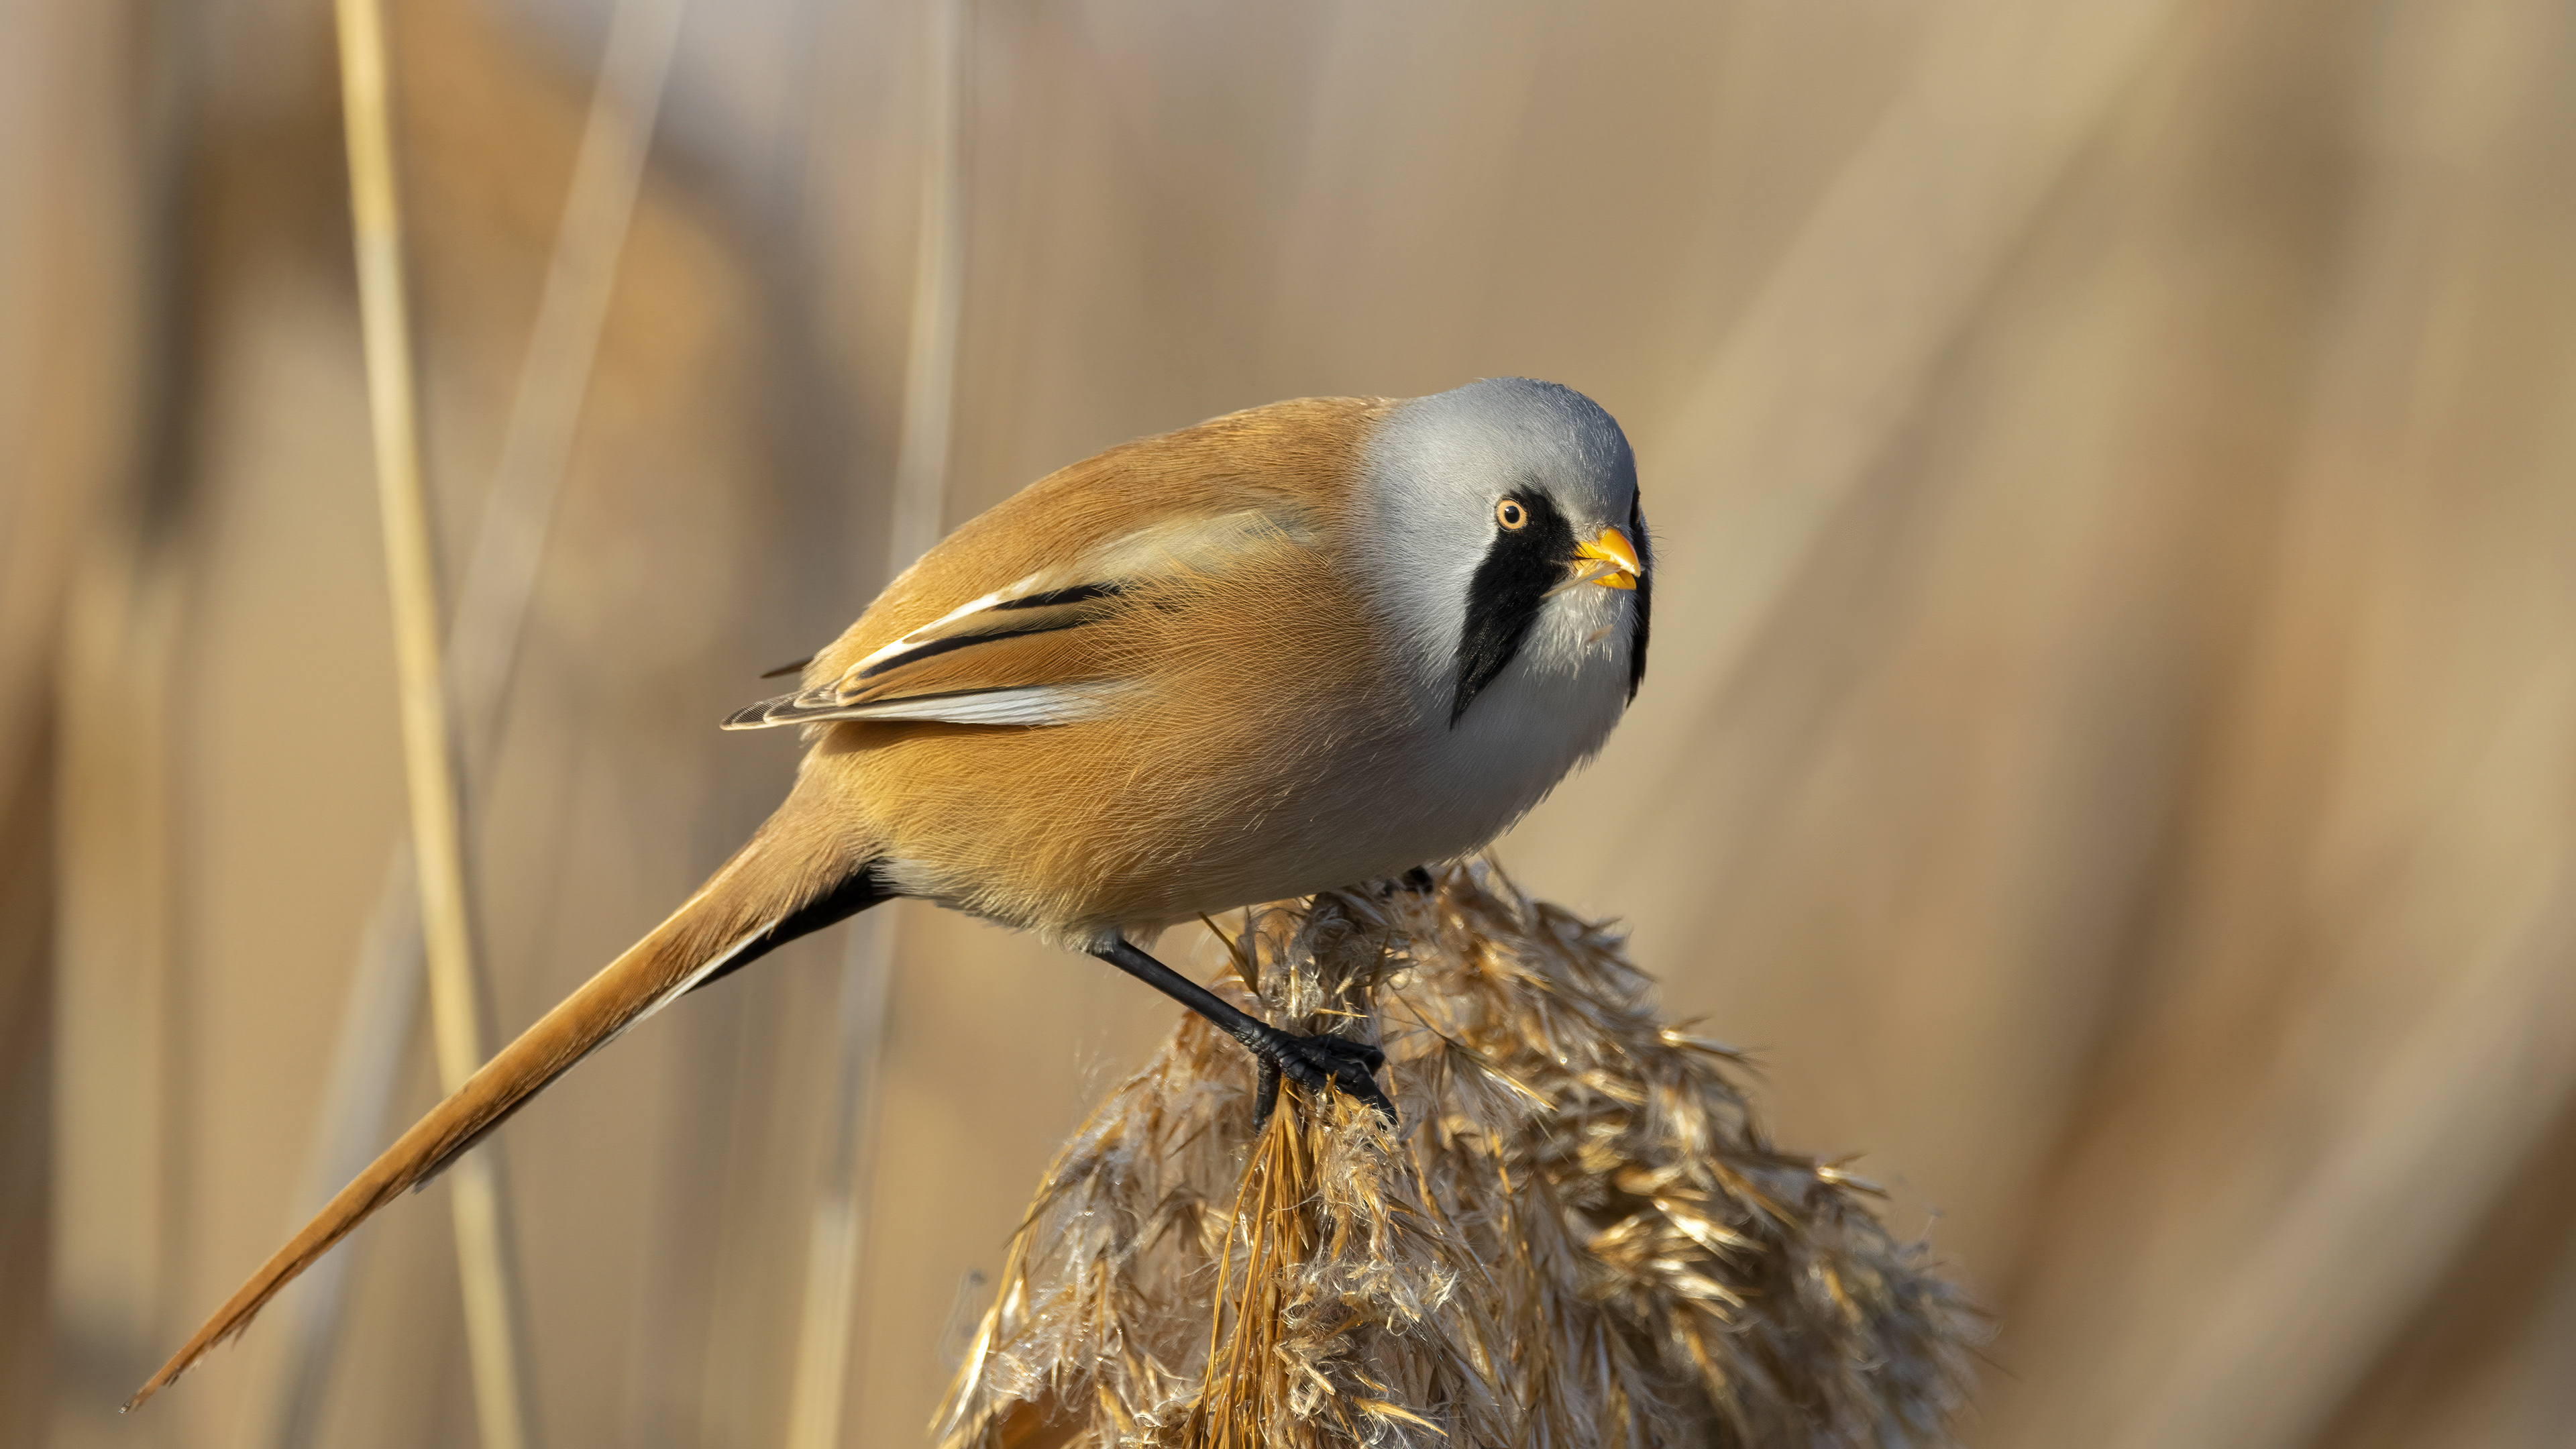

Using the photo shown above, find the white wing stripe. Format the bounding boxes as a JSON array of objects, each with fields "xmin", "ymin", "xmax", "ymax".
[{"xmin": 830, "ymin": 682, "xmax": 1128, "ymax": 727}]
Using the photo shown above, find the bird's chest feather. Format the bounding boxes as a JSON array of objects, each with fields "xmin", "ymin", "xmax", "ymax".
[
  {"xmin": 1387, "ymin": 590, "xmax": 1633, "ymax": 846},
  {"xmin": 1120, "ymin": 584, "xmax": 1633, "ymax": 931},
  {"xmin": 849, "ymin": 605, "xmax": 1626, "ymax": 944}
]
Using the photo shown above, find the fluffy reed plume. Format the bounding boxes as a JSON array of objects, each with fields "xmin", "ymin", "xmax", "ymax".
[{"xmin": 934, "ymin": 862, "xmax": 1978, "ymax": 1449}]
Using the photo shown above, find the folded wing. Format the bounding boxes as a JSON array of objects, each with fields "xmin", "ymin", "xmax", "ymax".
[{"xmin": 724, "ymin": 509, "xmax": 1307, "ymax": 731}]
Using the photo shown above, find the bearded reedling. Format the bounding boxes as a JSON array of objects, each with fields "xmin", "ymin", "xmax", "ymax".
[{"xmin": 129, "ymin": 376, "xmax": 1651, "ymax": 1407}]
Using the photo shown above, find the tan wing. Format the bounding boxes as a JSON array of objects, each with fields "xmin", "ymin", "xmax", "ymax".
[{"xmin": 722, "ymin": 509, "xmax": 1315, "ymax": 730}]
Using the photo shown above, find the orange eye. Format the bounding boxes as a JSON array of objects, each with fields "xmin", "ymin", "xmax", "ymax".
[{"xmin": 1495, "ymin": 498, "xmax": 1528, "ymax": 531}]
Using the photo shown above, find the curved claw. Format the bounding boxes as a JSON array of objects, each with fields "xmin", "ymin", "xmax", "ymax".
[
  {"xmin": 1250, "ymin": 1028, "xmax": 1396, "ymax": 1127},
  {"xmin": 1253, "ymin": 1052, "xmax": 1282, "ymax": 1124}
]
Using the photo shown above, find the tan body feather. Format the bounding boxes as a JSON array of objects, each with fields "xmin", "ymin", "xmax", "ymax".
[
  {"xmin": 763, "ymin": 394, "xmax": 1482, "ymax": 943},
  {"xmin": 133, "ymin": 398, "xmax": 1401, "ymax": 1403}
]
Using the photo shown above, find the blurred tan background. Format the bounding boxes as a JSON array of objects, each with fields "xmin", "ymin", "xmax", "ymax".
[{"xmin": 9, "ymin": 0, "xmax": 2576, "ymax": 1445}]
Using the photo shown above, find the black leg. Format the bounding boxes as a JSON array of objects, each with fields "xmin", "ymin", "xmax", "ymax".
[{"xmin": 1091, "ymin": 936, "xmax": 1394, "ymax": 1126}]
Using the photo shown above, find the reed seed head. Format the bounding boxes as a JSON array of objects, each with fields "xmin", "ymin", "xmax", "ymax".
[{"xmin": 936, "ymin": 862, "xmax": 1978, "ymax": 1449}]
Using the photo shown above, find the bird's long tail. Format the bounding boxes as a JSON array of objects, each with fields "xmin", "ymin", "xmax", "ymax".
[{"xmin": 126, "ymin": 793, "xmax": 885, "ymax": 1410}]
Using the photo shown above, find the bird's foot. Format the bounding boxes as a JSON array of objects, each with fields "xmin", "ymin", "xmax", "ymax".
[{"xmin": 1248, "ymin": 1027, "xmax": 1394, "ymax": 1128}]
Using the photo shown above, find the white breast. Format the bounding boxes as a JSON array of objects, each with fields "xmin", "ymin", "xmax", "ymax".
[{"xmin": 1376, "ymin": 582, "xmax": 1636, "ymax": 867}]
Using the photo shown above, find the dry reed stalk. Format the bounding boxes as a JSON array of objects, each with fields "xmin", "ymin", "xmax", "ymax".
[
  {"xmin": 260, "ymin": 6, "xmax": 688, "ymax": 1435},
  {"xmin": 448, "ymin": 0, "xmax": 686, "ymax": 759},
  {"xmin": 258, "ymin": 7, "xmax": 688, "ymax": 1442},
  {"xmin": 786, "ymin": 3, "xmax": 976, "ymax": 1441},
  {"xmin": 935, "ymin": 863, "xmax": 1977, "ymax": 1449},
  {"xmin": 330, "ymin": 2, "xmax": 530, "ymax": 1444}
]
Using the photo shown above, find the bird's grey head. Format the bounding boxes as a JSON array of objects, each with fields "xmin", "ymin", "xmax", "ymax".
[{"xmin": 1356, "ymin": 377, "xmax": 1652, "ymax": 728}]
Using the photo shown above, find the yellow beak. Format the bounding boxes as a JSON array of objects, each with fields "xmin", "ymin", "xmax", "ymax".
[{"xmin": 1571, "ymin": 526, "xmax": 1642, "ymax": 591}]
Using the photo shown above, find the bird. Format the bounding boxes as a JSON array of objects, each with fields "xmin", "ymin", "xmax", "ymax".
[{"xmin": 128, "ymin": 375, "xmax": 1650, "ymax": 1408}]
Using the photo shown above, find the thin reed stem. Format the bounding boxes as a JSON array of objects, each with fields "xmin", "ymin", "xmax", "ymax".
[
  {"xmin": 259, "ymin": 2, "xmax": 686, "ymax": 1439},
  {"xmin": 329, "ymin": 3, "xmax": 531, "ymax": 1447},
  {"xmin": 786, "ymin": 2, "xmax": 975, "ymax": 1444},
  {"xmin": 448, "ymin": 0, "xmax": 688, "ymax": 771}
]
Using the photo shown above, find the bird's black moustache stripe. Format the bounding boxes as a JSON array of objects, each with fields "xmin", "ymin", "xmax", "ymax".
[
  {"xmin": 1452, "ymin": 491, "xmax": 1578, "ymax": 724},
  {"xmin": 1627, "ymin": 490, "xmax": 1651, "ymax": 702}
]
